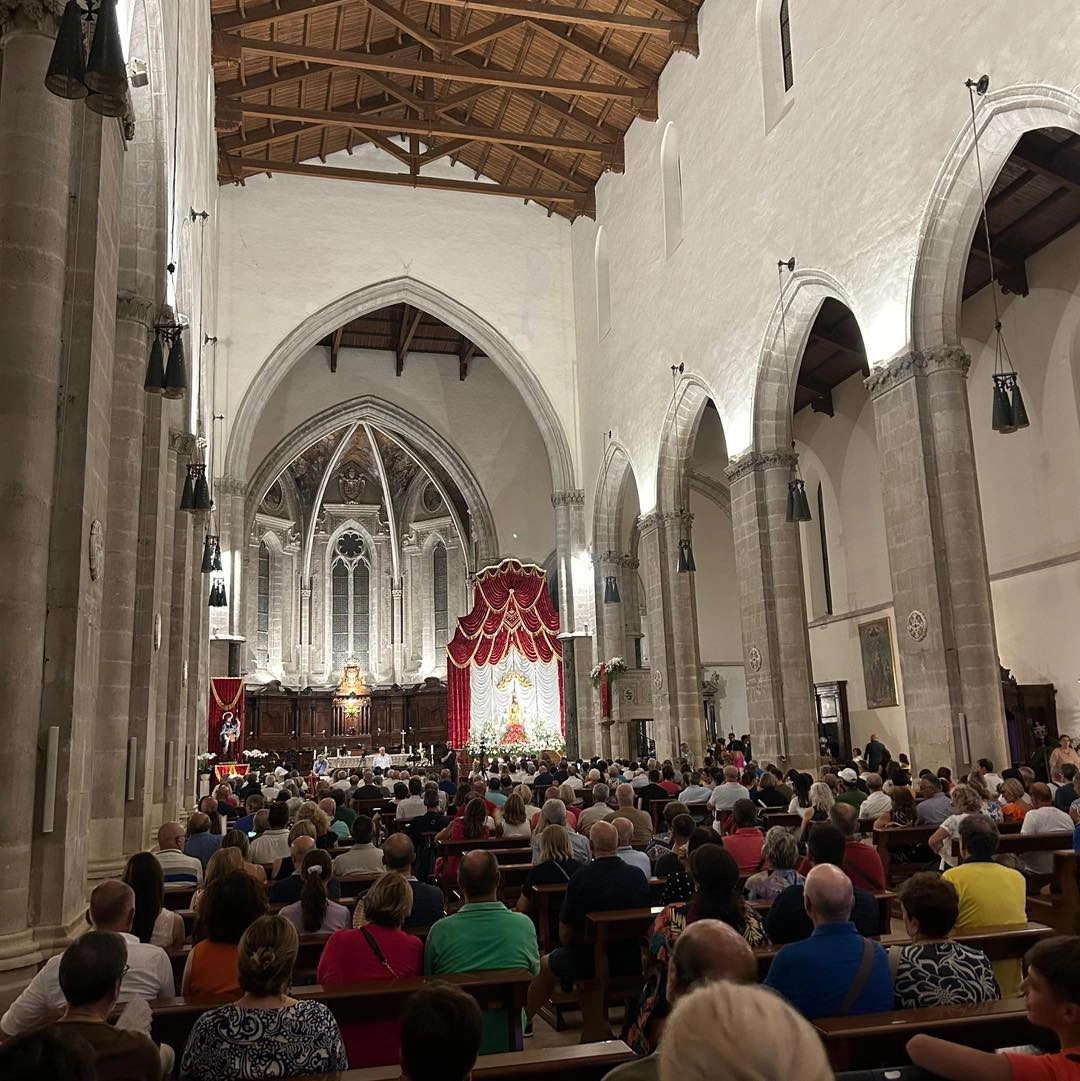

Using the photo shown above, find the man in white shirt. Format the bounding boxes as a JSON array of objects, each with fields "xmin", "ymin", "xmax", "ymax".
[
  {"xmin": 248, "ymin": 801, "xmax": 292, "ymax": 865},
  {"xmin": 858, "ymin": 774, "xmax": 892, "ymax": 822},
  {"xmin": 372, "ymin": 746, "xmax": 394, "ymax": 770},
  {"xmin": 332, "ymin": 770, "xmax": 353, "ymax": 793},
  {"xmin": 564, "ymin": 764, "xmax": 584, "ymax": 790},
  {"xmin": 612, "ymin": 817, "xmax": 651, "ymax": 880},
  {"xmin": 1021, "ymin": 782, "xmax": 1074, "ymax": 874},
  {"xmin": 154, "ymin": 821, "xmax": 204, "ymax": 890},
  {"xmin": 708, "ymin": 766, "xmax": 750, "ymax": 812},
  {"xmin": 0, "ymin": 880, "xmax": 173, "ymax": 1037},
  {"xmin": 680, "ymin": 771, "xmax": 714, "ymax": 805},
  {"xmin": 260, "ymin": 772, "xmax": 281, "ymax": 801},
  {"xmin": 977, "ymin": 758, "xmax": 1004, "ymax": 797},
  {"xmin": 333, "ymin": 816, "xmax": 385, "ymax": 877},
  {"xmin": 396, "ymin": 777, "xmax": 427, "ymax": 820}
]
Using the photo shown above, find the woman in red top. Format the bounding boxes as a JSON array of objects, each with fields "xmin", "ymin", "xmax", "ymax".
[
  {"xmin": 434, "ymin": 796, "xmax": 490, "ymax": 881},
  {"xmin": 317, "ymin": 872, "xmax": 424, "ymax": 1067}
]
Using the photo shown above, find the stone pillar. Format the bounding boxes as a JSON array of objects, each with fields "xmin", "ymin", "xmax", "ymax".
[
  {"xmin": 391, "ymin": 578, "xmax": 404, "ymax": 682},
  {"xmin": 594, "ymin": 551, "xmax": 623, "ymax": 761},
  {"xmin": 724, "ymin": 449, "xmax": 818, "ymax": 770},
  {"xmin": 638, "ymin": 512, "xmax": 704, "ymax": 761},
  {"xmin": 551, "ymin": 490, "xmax": 590, "ymax": 757},
  {"xmin": 866, "ymin": 347, "xmax": 1007, "ymax": 772},
  {"xmin": 0, "ymin": 0, "xmax": 72, "ymax": 992},
  {"xmin": 33, "ymin": 105, "xmax": 125, "ymax": 951},
  {"xmin": 90, "ymin": 293, "xmax": 156, "ymax": 882}
]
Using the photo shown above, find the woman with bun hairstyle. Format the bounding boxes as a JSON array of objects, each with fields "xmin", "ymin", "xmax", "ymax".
[
  {"xmin": 279, "ymin": 849, "xmax": 350, "ymax": 934},
  {"xmin": 179, "ymin": 914, "xmax": 347, "ymax": 1081}
]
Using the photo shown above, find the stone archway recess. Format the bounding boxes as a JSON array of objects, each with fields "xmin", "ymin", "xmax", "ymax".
[
  {"xmin": 224, "ymin": 276, "xmax": 577, "ymax": 495},
  {"xmin": 910, "ymin": 83, "xmax": 1080, "ymax": 352},
  {"xmin": 247, "ymin": 397, "xmax": 500, "ymax": 572}
]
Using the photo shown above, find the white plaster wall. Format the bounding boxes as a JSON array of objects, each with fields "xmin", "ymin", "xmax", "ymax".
[
  {"xmin": 690, "ymin": 489, "xmax": 742, "ymax": 664},
  {"xmin": 215, "ymin": 153, "xmax": 579, "ymax": 481},
  {"xmin": 962, "ymin": 227, "xmax": 1080, "ymax": 730},
  {"xmin": 251, "ymin": 346, "xmax": 555, "ymax": 562},
  {"xmin": 572, "ymin": 0, "xmax": 1080, "ymax": 517}
]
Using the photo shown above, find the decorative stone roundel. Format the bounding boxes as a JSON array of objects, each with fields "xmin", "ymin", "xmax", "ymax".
[
  {"xmin": 748, "ymin": 646, "xmax": 763, "ymax": 673},
  {"xmin": 623, "ymin": 686, "xmax": 635, "ymax": 704},
  {"xmin": 907, "ymin": 610, "xmax": 928, "ymax": 642},
  {"xmin": 423, "ymin": 482, "xmax": 442, "ymax": 513},
  {"xmin": 88, "ymin": 519, "xmax": 104, "ymax": 581},
  {"xmin": 652, "ymin": 670, "xmax": 664, "ymax": 691}
]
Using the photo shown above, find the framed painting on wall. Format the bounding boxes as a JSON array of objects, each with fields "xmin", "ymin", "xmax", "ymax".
[{"xmin": 858, "ymin": 617, "xmax": 898, "ymax": 709}]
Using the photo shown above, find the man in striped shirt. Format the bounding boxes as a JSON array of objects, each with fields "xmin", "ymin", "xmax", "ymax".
[{"xmin": 154, "ymin": 821, "xmax": 204, "ymax": 890}]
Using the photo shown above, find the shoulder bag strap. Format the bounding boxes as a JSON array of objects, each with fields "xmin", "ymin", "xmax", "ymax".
[
  {"xmin": 360, "ymin": 926, "xmax": 398, "ymax": 977},
  {"xmin": 837, "ymin": 937, "xmax": 876, "ymax": 1015}
]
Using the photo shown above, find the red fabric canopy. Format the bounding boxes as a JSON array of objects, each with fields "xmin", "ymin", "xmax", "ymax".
[{"xmin": 446, "ymin": 560, "xmax": 563, "ymax": 745}]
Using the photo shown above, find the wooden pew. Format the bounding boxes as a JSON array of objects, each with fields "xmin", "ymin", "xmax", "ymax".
[
  {"xmin": 437, "ymin": 837, "xmax": 532, "ymax": 857},
  {"xmin": 323, "ymin": 1040, "xmax": 635, "ymax": 1081},
  {"xmin": 873, "ymin": 822, "xmax": 1028, "ymax": 886},
  {"xmin": 747, "ymin": 890, "xmax": 894, "ymax": 937},
  {"xmin": 814, "ymin": 999, "xmax": 1055, "ymax": 1070},
  {"xmin": 1027, "ymin": 850, "xmax": 1080, "ymax": 934},
  {"xmin": 162, "ymin": 887, "xmax": 196, "ymax": 911},
  {"xmin": 150, "ymin": 968, "xmax": 533, "ymax": 1054}
]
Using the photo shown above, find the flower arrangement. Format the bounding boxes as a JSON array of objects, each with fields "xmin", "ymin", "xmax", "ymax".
[
  {"xmin": 196, "ymin": 751, "xmax": 217, "ymax": 775},
  {"xmin": 242, "ymin": 748, "xmax": 268, "ymax": 761},
  {"xmin": 466, "ymin": 716, "xmax": 565, "ymax": 757},
  {"xmin": 590, "ymin": 656, "xmax": 627, "ymax": 687}
]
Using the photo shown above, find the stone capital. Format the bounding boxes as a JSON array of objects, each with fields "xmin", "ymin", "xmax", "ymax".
[
  {"xmin": 168, "ymin": 430, "xmax": 197, "ymax": 456},
  {"xmin": 617, "ymin": 554, "xmax": 639, "ymax": 571},
  {"xmin": 864, "ymin": 345, "xmax": 971, "ymax": 399},
  {"xmin": 0, "ymin": 0, "xmax": 65, "ymax": 36},
  {"xmin": 116, "ymin": 292, "xmax": 157, "ymax": 330},
  {"xmin": 217, "ymin": 475, "xmax": 247, "ymax": 497},
  {"xmin": 723, "ymin": 448, "xmax": 798, "ymax": 484},
  {"xmin": 550, "ymin": 489, "xmax": 585, "ymax": 508}
]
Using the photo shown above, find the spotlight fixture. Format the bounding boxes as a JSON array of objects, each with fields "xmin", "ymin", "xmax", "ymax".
[
  {"xmin": 44, "ymin": 0, "xmax": 130, "ymax": 115},
  {"xmin": 669, "ymin": 363, "xmax": 696, "ymax": 574},
  {"xmin": 965, "ymin": 75, "xmax": 1030, "ymax": 435}
]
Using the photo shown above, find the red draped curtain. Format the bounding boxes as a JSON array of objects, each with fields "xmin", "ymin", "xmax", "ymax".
[
  {"xmin": 446, "ymin": 560, "xmax": 563, "ymax": 745},
  {"xmin": 209, "ymin": 678, "xmax": 245, "ymax": 759}
]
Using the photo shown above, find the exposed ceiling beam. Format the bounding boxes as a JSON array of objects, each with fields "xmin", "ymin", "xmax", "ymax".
[
  {"xmin": 396, "ymin": 304, "xmax": 423, "ymax": 375},
  {"xmin": 795, "ymin": 373, "xmax": 834, "ymax": 417},
  {"xmin": 1010, "ymin": 134, "xmax": 1080, "ymax": 192},
  {"xmin": 449, "ymin": 16, "xmax": 526, "ymax": 54},
  {"xmin": 364, "ymin": 0, "xmax": 448, "ymax": 54},
  {"xmin": 212, "ymin": 0, "xmax": 353, "ymax": 34},
  {"xmin": 459, "ymin": 339, "xmax": 476, "ymax": 381},
  {"xmin": 808, "ymin": 325, "xmax": 865, "ymax": 361},
  {"xmin": 522, "ymin": 20, "xmax": 653, "ymax": 86},
  {"xmin": 418, "ymin": 0, "xmax": 693, "ymax": 46},
  {"xmin": 230, "ymin": 34, "xmax": 651, "ymax": 104},
  {"xmin": 230, "ymin": 100, "xmax": 622, "ymax": 162},
  {"xmin": 968, "ymin": 222, "xmax": 1032, "ymax": 297},
  {"xmin": 329, "ymin": 326, "xmax": 344, "ymax": 373},
  {"xmin": 223, "ymin": 155, "xmax": 596, "ymax": 213},
  {"xmin": 416, "ymin": 138, "xmax": 471, "ymax": 165}
]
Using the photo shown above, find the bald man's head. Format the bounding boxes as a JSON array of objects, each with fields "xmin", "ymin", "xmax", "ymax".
[
  {"xmin": 615, "ymin": 783, "xmax": 634, "ymax": 807},
  {"xmin": 187, "ymin": 812, "xmax": 210, "ymax": 835},
  {"xmin": 382, "ymin": 832, "xmax": 415, "ymax": 872},
  {"xmin": 667, "ymin": 919, "xmax": 756, "ymax": 1002},
  {"xmin": 590, "ymin": 820, "xmax": 618, "ymax": 856},
  {"xmin": 89, "ymin": 880, "xmax": 135, "ymax": 932},
  {"xmin": 291, "ymin": 834, "xmax": 316, "ymax": 865},
  {"xmin": 804, "ymin": 863, "xmax": 854, "ymax": 925},
  {"xmin": 157, "ymin": 821, "xmax": 184, "ymax": 851},
  {"xmin": 458, "ymin": 850, "xmax": 499, "ymax": 900},
  {"xmin": 612, "ymin": 817, "xmax": 634, "ymax": 848},
  {"xmin": 318, "ymin": 797, "xmax": 337, "ymax": 817}
]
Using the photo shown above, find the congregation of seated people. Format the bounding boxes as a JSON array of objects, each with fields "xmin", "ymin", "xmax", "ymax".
[{"xmin": 4, "ymin": 737, "xmax": 1080, "ymax": 1081}]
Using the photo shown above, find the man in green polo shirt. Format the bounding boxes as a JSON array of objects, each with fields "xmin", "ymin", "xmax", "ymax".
[{"xmin": 423, "ymin": 850, "xmax": 540, "ymax": 1053}]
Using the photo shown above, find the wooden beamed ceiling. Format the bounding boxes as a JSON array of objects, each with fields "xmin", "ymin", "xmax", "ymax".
[
  {"xmin": 210, "ymin": 0, "xmax": 701, "ymax": 218},
  {"xmin": 321, "ymin": 303, "xmax": 486, "ymax": 379}
]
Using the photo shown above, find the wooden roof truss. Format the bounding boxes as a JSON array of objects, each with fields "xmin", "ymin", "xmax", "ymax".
[{"xmin": 211, "ymin": 0, "xmax": 701, "ymax": 218}]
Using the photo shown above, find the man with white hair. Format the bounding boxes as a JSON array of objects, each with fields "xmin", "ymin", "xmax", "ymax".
[
  {"xmin": 531, "ymin": 798, "xmax": 590, "ymax": 864},
  {"xmin": 764, "ymin": 863, "xmax": 892, "ymax": 1019},
  {"xmin": 373, "ymin": 745, "xmax": 393, "ymax": 770},
  {"xmin": 858, "ymin": 772, "xmax": 891, "ymax": 821},
  {"xmin": 707, "ymin": 766, "xmax": 750, "ymax": 812},
  {"xmin": 613, "ymin": 818, "xmax": 651, "ymax": 879},
  {"xmin": 603, "ymin": 783, "xmax": 654, "ymax": 845},
  {"xmin": 577, "ymin": 782, "xmax": 612, "ymax": 833}
]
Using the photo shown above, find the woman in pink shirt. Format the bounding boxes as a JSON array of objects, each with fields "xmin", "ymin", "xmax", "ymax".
[{"xmin": 317, "ymin": 872, "xmax": 423, "ymax": 1067}]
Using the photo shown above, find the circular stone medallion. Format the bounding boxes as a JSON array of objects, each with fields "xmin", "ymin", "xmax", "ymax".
[
  {"xmin": 652, "ymin": 670, "xmax": 663, "ymax": 691},
  {"xmin": 907, "ymin": 610, "xmax": 928, "ymax": 642},
  {"xmin": 748, "ymin": 646, "xmax": 763, "ymax": 672}
]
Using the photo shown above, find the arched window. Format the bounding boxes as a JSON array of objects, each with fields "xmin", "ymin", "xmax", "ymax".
[
  {"xmin": 817, "ymin": 484, "xmax": 832, "ymax": 616},
  {"xmin": 660, "ymin": 123, "xmax": 684, "ymax": 257},
  {"xmin": 257, "ymin": 541, "xmax": 270, "ymax": 665},
  {"xmin": 331, "ymin": 530, "xmax": 371, "ymax": 671},
  {"xmin": 779, "ymin": 0, "xmax": 793, "ymax": 91},
  {"xmin": 594, "ymin": 226, "xmax": 612, "ymax": 339},
  {"xmin": 433, "ymin": 543, "xmax": 448, "ymax": 649}
]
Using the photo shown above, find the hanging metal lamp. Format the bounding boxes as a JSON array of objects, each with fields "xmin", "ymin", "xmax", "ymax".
[
  {"xmin": 200, "ymin": 534, "xmax": 216, "ymax": 574},
  {"xmin": 211, "ymin": 536, "xmax": 223, "ymax": 573},
  {"xmin": 44, "ymin": 0, "xmax": 89, "ymax": 100},
  {"xmin": 143, "ymin": 333, "xmax": 165, "ymax": 394},
  {"xmin": 786, "ymin": 477, "xmax": 813, "ymax": 522},
  {"xmin": 192, "ymin": 465, "xmax": 212, "ymax": 511},
  {"xmin": 603, "ymin": 575, "xmax": 621, "ymax": 605},
  {"xmin": 162, "ymin": 328, "xmax": 187, "ymax": 400},
  {"xmin": 179, "ymin": 465, "xmax": 197, "ymax": 511},
  {"xmin": 676, "ymin": 538, "xmax": 697, "ymax": 574},
  {"xmin": 208, "ymin": 577, "xmax": 228, "ymax": 608},
  {"xmin": 84, "ymin": 0, "xmax": 128, "ymax": 97}
]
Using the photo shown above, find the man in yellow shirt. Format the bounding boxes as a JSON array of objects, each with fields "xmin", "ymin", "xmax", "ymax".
[{"xmin": 943, "ymin": 814, "xmax": 1028, "ymax": 997}]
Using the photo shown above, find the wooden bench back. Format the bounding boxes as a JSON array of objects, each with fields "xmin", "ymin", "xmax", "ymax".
[{"xmin": 438, "ymin": 837, "xmax": 531, "ymax": 856}]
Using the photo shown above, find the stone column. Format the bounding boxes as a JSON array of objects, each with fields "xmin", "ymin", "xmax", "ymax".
[
  {"xmin": 0, "ymin": 0, "xmax": 72, "ymax": 992},
  {"xmin": 90, "ymin": 293, "xmax": 156, "ymax": 882},
  {"xmin": 594, "ymin": 552, "xmax": 623, "ymax": 761},
  {"xmin": 724, "ymin": 449, "xmax": 818, "ymax": 770},
  {"xmin": 866, "ymin": 347, "xmax": 1007, "ymax": 772},
  {"xmin": 638, "ymin": 512, "xmax": 704, "ymax": 761},
  {"xmin": 551, "ymin": 490, "xmax": 590, "ymax": 757}
]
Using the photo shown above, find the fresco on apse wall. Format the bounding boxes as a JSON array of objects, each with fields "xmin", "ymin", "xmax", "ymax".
[{"xmin": 858, "ymin": 618, "xmax": 898, "ymax": 709}]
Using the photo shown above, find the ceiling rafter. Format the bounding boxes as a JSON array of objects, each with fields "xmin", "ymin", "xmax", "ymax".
[
  {"xmin": 228, "ymin": 34, "xmax": 653, "ymax": 104},
  {"xmin": 213, "ymin": 0, "xmax": 356, "ymax": 33},
  {"xmin": 223, "ymin": 154, "xmax": 596, "ymax": 213}
]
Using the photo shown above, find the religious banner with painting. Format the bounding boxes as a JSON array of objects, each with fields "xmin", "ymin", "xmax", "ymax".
[
  {"xmin": 210, "ymin": 677, "xmax": 245, "ymax": 760},
  {"xmin": 858, "ymin": 617, "xmax": 898, "ymax": 709},
  {"xmin": 446, "ymin": 559, "xmax": 564, "ymax": 754}
]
